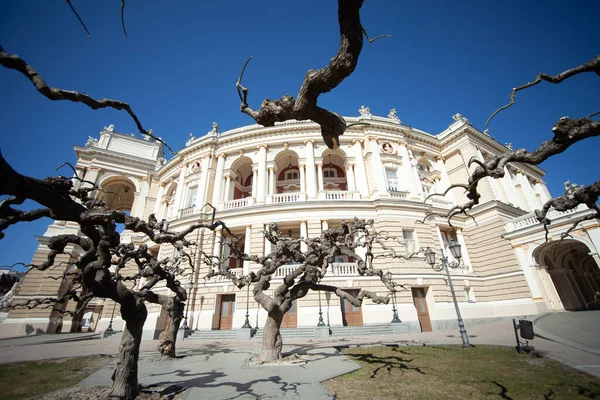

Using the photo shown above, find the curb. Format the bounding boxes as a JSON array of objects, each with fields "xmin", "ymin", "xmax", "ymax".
[{"xmin": 532, "ymin": 312, "xmax": 600, "ymax": 357}]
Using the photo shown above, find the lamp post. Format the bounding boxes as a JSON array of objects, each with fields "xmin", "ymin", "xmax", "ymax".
[
  {"xmin": 242, "ymin": 281, "xmax": 252, "ymax": 329},
  {"xmin": 317, "ymin": 288, "xmax": 326, "ymax": 326},
  {"xmin": 106, "ymin": 300, "xmax": 117, "ymax": 332},
  {"xmin": 181, "ymin": 281, "xmax": 193, "ymax": 331},
  {"xmin": 385, "ymin": 271, "xmax": 401, "ymax": 323},
  {"xmin": 424, "ymin": 240, "xmax": 471, "ymax": 348}
]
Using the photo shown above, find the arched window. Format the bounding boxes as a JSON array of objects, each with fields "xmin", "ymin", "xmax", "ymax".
[
  {"xmin": 286, "ymin": 171, "xmax": 299, "ymax": 180},
  {"xmin": 323, "ymin": 168, "xmax": 337, "ymax": 178}
]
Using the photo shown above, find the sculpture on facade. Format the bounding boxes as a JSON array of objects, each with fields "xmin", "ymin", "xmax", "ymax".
[
  {"xmin": 388, "ymin": 108, "xmax": 400, "ymax": 122},
  {"xmin": 104, "ymin": 124, "xmax": 115, "ymax": 132},
  {"xmin": 358, "ymin": 105, "xmax": 372, "ymax": 117},
  {"xmin": 452, "ymin": 113, "xmax": 469, "ymax": 123},
  {"xmin": 85, "ymin": 136, "xmax": 99, "ymax": 147}
]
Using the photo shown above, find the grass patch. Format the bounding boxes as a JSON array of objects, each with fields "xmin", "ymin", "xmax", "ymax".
[
  {"xmin": 323, "ymin": 345, "xmax": 600, "ymax": 400},
  {"xmin": 0, "ymin": 356, "xmax": 111, "ymax": 400}
]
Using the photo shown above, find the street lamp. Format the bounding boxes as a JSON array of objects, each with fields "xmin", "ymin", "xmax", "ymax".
[
  {"xmin": 106, "ymin": 300, "xmax": 117, "ymax": 332},
  {"xmin": 385, "ymin": 271, "xmax": 401, "ymax": 323},
  {"xmin": 424, "ymin": 240, "xmax": 471, "ymax": 348},
  {"xmin": 317, "ymin": 288, "xmax": 326, "ymax": 327},
  {"xmin": 242, "ymin": 281, "xmax": 252, "ymax": 329},
  {"xmin": 181, "ymin": 281, "xmax": 193, "ymax": 331}
]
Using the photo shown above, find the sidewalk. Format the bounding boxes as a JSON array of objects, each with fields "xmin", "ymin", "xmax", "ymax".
[{"xmin": 1, "ymin": 315, "xmax": 599, "ymax": 399}]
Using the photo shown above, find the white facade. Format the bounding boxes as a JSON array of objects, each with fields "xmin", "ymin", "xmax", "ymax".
[{"xmin": 3, "ymin": 111, "xmax": 600, "ymax": 339}]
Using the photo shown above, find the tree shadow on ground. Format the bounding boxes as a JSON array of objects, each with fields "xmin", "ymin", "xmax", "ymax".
[
  {"xmin": 334, "ymin": 345, "xmax": 426, "ymax": 377},
  {"xmin": 148, "ymin": 370, "xmax": 304, "ymax": 399}
]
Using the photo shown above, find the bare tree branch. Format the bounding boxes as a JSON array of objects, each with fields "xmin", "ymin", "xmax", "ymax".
[
  {"xmin": 486, "ymin": 54, "xmax": 600, "ymax": 126},
  {"xmin": 121, "ymin": 0, "xmax": 127, "ymax": 38},
  {"xmin": 236, "ymin": 0, "xmax": 387, "ymax": 150},
  {"xmin": 65, "ymin": 0, "xmax": 91, "ymax": 37},
  {"xmin": 0, "ymin": 46, "xmax": 174, "ymax": 153}
]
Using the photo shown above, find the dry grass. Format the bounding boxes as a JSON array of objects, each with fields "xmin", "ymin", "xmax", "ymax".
[
  {"xmin": 0, "ymin": 356, "xmax": 111, "ymax": 400},
  {"xmin": 323, "ymin": 345, "xmax": 600, "ymax": 400}
]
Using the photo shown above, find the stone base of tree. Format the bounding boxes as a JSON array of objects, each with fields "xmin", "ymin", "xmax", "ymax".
[
  {"xmin": 237, "ymin": 328, "xmax": 252, "ymax": 340},
  {"xmin": 176, "ymin": 328, "xmax": 185, "ymax": 342},
  {"xmin": 391, "ymin": 323, "xmax": 408, "ymax": 334},
  {"xmin": 315, "ymin": 326, "xmax": 331, "ymax": 338}
]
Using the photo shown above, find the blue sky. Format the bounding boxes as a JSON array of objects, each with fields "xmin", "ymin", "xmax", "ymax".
[{"xmin": 1, "ymin": 0, "xmax": 598, "ymax": 268}]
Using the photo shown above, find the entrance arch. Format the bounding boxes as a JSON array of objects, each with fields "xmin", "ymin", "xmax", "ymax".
[{"xmin": 533, "ymin": 239, "xmax": 600, "ymax": 311}]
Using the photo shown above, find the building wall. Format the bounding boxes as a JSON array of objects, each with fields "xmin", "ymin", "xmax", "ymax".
[{"xmin": 3, "ymin": 112, "xmax": 579, "ymax": 339}]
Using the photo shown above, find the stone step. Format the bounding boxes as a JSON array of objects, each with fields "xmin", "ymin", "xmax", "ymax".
[
  {"xmin": 186, "ymin": 330, "xmax": 239, "ymax": 340},
  {"xmin": 253, "ymin": 327, "xmax": 316, "ymax": 339}
]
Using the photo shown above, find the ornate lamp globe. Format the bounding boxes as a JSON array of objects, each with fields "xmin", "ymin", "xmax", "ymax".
[
  {"xmin": 424, "ymin": 248, "xmax": 436, "ymax": 266},
  {"xmin": 449, "ymin": 240, "xmax": 462, "ymax": 260},
  {"xmin": 385, "ymin": 270, "xmax": 393, "ymax": 281}
]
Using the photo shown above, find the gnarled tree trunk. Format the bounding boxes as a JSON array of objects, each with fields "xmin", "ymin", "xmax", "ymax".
[
  {"xmin": 109, "ymin": 300, "xmax": 147, "ymax": 400},
  {"xmin": 157, "ymin": 298, "xmax": 184, "ymax": 359},
  {"xmin": 260, "ymin": 310, "xmax": 284, "ymax": 362}
]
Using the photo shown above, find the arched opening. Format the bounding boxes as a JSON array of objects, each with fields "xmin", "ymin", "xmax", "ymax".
[
  {"xmin": 164, "ymin": 182, "xmax": 178, "ymax": 219},
  {"xmin": 100, "ymin": 178, "xmax": 136, "ymax": 212},
  {"xmin": 321, "ymin": 151, "xmax": 347, "ymax": 191},
  {"xmin": 230, "ymin": 156, "xmax": 253, "ymax": 201},
  {"xmin": 275, "ymin": 151, "xmax": 301, "ymax": 194},
  {"xmin": 534, "ymin": 239, "xmax": 600, "ymax": 311}
]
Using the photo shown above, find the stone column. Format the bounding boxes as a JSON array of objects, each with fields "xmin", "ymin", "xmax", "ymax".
[
  {"xmin": 305, "ymin": 140, "xmax": 318, "ymax": 199},
  {"xmin": 268, "ymin": 166, "xmax": 275, "ymax": 196},
  {"xmin": 243, "ymin": 225, "xmax": 252, "ymax": 274},
  {"xmin": 435, "ymin": 156, "xmax": 454, "ymax": 202},
  {"xmin": 367, "ymin": 136, "xmax": 387, "ymax": 198},
  {"xmin": 476, "ymin": 148, "xmax": 502, "ymax": 201},
  {"xmin": 352, "ymin": 139, "xmax": 369, "ymax": 198},
  {"xmin": 173, "ymin": 163, "xmax": 188, "ymax": 213},
  {"xmin": 501, "ymin": 167, "xmax": 520, "ymax": 207},
  {"xmin": 82, "ymin": 166, "xmax": 101, "ymax": 189},
  {"xmin": 193, "ymin": 156, "xmax": 211, "ymax": 212},
  {"xmin": 257, "ymin": 145, "xmax": 267, "ymax": 203},
  {"xmin": 251, "ymin": 168, "xmax": 258, "ymax": 199},
  {"xmin": 532, "ymin": 180, "xmax": 550, "ymax": 208},
  {"xmin": 316, "ymin": 162, "xmax": 324, "ymax": 192},
  {"xmin": 299, "ymin": 163, "xmax": 306, "ymax": 193},
  {"xmin": 153, "ymin": 183, "xmax": 165, "ymax": 216},
  {"xmin": 211, "ymin": 154, "xmax": 226, "ymax": 207},
  {"xmin": 223, "ymin": 174, "xmax": 232, "ymax": 204},
  {"xmin": 455, "ymin": 228, "xmax": 472, "ymax": 270},
  {"xmin": 516, "ymin": 171, "xmax": 539, "ymax": 211},
  {"xmin": 345, "ymin": 163, "xmax": 356, "ymax": 192},
  {"xmin": 212, "ymin": 227, "xmax": 223, "ymax": 271},
  {"xmin": 264, "ymin": 224, "xmax": 272, "ymax": 256},
  {"xmin": 300, "ymin": 221, "xmax": 308, "ymax": 252},
  {"xmin": 397, "ymin": 144, "xmax": 419, "ymax": 196}
]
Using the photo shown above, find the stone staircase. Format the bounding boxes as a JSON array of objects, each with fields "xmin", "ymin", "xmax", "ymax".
[
  {"xmin": 183, "ymin": 324, "xmax": 394, "ymax": 341},
  {"xmin": 253, "ymin": 327, "xmax": 316, "ymax": 340},
  {"xmin": 185, "ymin": 329, "xmax": 239, "ymax": 340}
]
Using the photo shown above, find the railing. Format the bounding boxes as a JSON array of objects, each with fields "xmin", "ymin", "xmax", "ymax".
[
  {"xmin": 505, "ymin": 204, "xmax": 588, "ymax": 233},
  {"xmin": 275, "ymin": 264, "xmax": 300, "ymax": 278},
  {"xmin": 331, "ymin": 262, "xmax": 358, "ymax": 276},
  {"xmin": 222, "ymin": 197, "xmax": 250, "ymax": 210},
  {"xmin": 271, "ymin": 192, "xmax": 305, "ymax": 204},
  {"xmin": 178, "ymin": 207, "xmax": 195, "ymax": 219},
  {"xmin": 325, "ymin": 191, "xmax": 352, "ymax": 200},
  {"xmin": 212, "ymin": 268, "xmax": 243, "ymax": 282},
  {"xmin": 389, "ymin": 190, "xmax": 410, "ymax": 199}
]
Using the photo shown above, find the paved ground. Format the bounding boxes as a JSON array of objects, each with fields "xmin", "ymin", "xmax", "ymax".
[{"xmin": 1, "ymin": 311, "xmax": 600, "ymax": 399}]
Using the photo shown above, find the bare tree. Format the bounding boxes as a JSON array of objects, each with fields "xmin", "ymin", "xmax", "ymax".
[
  {"xmin": 207, "ymin": 218, "xmax": 409, "ymax": 363},
  {"xmin": 0, "ymin": 153, "xmax": 228, "ymax": 398},
  {"xmin": 423, "ymin": 55, "xmax": 600, "ymax": 237}
]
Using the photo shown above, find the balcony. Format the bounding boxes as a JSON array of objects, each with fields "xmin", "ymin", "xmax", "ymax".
[
  {"xmin": 222, "ymin": 197, "xmax": 253, "ymax": 210},
  {"xmin": 389, "ymin": 189, "xmax": 410, "ymax": 200},
  {"xmin": 268, "ymin": 192, "xmax": 307, "ymax": 204},
  {"xmin": 273, "ymin": 262, "xmax": 361, "ymax": 279},
  {"xmin": 318, "ymin": 190, "xmax": 359, "ymax": 201},
  {"xmin": 505, "ymin": 204, "xmax": 590, "ymax": 233}
]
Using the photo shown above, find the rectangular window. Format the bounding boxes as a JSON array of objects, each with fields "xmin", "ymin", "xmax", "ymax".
[
  {"xmin": 386, "ymin": 168, "xmax": 399, "ymax": 191},
  {"xmin": 185, "ymin": 186, "xmax": 198, "ymax": 208},
  {"xmin": 402, "ymin": 229, "xmax": 419, "ymax": 256}
]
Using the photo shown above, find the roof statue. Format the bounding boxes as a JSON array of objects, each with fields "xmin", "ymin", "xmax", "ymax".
[
  {"xmin": 358, "ymin": 105, "xmax": 371, "ymax": 117},
  {"xmin": 103, "ymin": 124, "xmax": 115, "ymax": 132},
  {"xmin": 452, "ymin": 113, "xmax": 469, "ymax": 123},
  {"xmin": 388, "ymin": 108, "xmax": 401, "ymax": 123}
]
